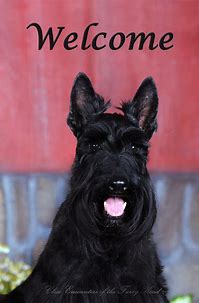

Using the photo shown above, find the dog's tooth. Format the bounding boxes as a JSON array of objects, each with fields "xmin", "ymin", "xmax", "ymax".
[{"xmin": 123, "ymin": 202, "xmax": 127, "ymax": 209}]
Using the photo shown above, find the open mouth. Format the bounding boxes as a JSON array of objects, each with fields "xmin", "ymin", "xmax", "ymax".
[{"xmin": 104, "ymin": 196, "xmax": 127, "ymax": 217}]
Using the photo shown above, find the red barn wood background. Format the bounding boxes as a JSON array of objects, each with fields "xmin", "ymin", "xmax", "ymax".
[{"xmin": 0, "ymin": 0, "xmax": 198, "ymax": 173}]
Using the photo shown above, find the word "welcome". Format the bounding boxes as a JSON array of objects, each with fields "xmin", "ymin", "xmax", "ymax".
[{"xmin": 27, "ymin": 22, "xmax": 174, "ymax": 51}]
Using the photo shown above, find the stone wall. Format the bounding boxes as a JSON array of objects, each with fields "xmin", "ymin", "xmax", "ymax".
[{"xmin": 0, "ymin": 173, "xmax": 199, "ymax": 301}]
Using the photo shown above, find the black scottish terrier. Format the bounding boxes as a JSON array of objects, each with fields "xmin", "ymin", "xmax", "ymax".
[{"xmin": 1, "ymin": 73, "xmax": 168, "ymax": 303}]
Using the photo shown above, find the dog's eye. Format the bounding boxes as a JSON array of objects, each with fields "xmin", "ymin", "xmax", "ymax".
[
  {"xmin": 129, "ymin": 143, "xmax": 148, "ymax": 155},
  {"xmin": 129, "ymin": 144, "xmax": 140, "ymax": 153},
  {"xmin": 90, "ymin": 143, "xmax": 102, "ymax": 152}
]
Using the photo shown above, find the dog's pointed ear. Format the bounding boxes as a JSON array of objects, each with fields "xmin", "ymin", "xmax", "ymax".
[
  {"xmin": 122, "ymin": 77, "xmax": 158, "ymax": 140},
  {"xmin": 67, "ymin": 73, "xmax": 110, "ymax": 137}
]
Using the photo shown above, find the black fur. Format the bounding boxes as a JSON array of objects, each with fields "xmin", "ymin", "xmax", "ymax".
[{"xmin": 1, "ymin": 73, "xmax": 168, "ymax": 303}]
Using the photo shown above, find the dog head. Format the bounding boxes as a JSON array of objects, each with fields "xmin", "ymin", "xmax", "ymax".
[{"xmin": 67, "ymin": 73, "xmax": 158, "ymax": 241}]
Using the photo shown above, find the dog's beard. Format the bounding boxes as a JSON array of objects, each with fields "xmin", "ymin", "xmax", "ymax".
[
  {"xmin": 68, "ymin": 177, "xmax": 156, "ymax": 244},
  {"xmin": 94, "ymin": 184, "xmax": 156, "ymax": 239}
]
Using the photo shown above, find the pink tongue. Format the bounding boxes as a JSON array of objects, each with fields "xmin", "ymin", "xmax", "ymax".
[{"xmin": 104, "ymin": 197, "xmax": 126, "ymax": 217}]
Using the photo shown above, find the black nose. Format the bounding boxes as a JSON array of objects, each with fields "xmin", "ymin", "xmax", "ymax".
[{"xmin": 108, "ymin": 179, "xmax": 128, "ymax": 193}]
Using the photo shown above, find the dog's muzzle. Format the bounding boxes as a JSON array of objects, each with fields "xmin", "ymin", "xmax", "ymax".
[{"xmin": 104, "ymin": 179, "xmax": 128, "ymax": 217}]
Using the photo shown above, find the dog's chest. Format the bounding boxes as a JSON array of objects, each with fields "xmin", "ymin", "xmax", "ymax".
[{"xmin": 66, "ymin": 253, "xmax": 148, "ymax": 292}]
